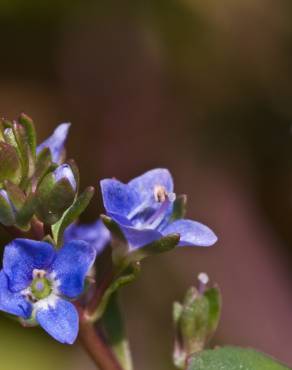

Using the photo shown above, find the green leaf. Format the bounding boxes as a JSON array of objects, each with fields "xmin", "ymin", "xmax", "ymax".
[
  {"xmin": 171, "ymin": 194, "xmax": 187, "ymax": 221},
  {"xmin": 103, "ymin": 293, "xmax": 133, "ymax": 370},
  {"xmin": 187, "ymin": 347, "xmax": 291, "ymax": 370},
  {"xmin": 52, "ymin": 186, "xmax": 94, "ymax": 246},
  {"xmin": 0, "ymin": 142, "xmax": 22, "ymax": 185}
]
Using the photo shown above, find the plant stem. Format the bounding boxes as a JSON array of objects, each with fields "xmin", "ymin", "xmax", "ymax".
[
  {"xmin": 86, "ymin": 267, "xmax": 115, "ymax": 316},
  {"xmin": 79, "ymin": 310, "xmax": 123, "ymax": 370}
]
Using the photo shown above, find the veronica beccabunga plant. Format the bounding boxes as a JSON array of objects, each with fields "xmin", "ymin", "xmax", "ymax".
[{"xmin": 0, "ymin": 114, "xmax": 289, "ymax": 370}]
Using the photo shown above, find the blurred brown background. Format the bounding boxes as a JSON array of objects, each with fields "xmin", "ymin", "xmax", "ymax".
[{"xmin": 0, "ymin": 1, "xmax": 292, "ymax": 369}]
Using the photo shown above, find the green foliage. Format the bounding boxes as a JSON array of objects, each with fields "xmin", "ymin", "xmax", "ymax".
[{"xmin": 187, "ymin": 347, "xmax": 291, "ymax": 370}]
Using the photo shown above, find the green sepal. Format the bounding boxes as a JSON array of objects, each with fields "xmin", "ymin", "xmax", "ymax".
[
  {"xmin": 33, "ymin": 147, "xmax": 55, "ymax": 187},
  {"xmin": 187, "ymin": 347, "xmax": 291, "ymax": 370},
  {"xmin": 127, "ymin": 233, "xmax": 180, "ymax": 263},
  {"xmin": 19, "ymin": 315, "xmax": 38, "ymax": 328},
  {"xmin": 86, "ymin": 263, "xmax": 140, "ymax": 323},
  {"xmin": 0, "ymin": 191, "xmax": 15, "ymax": 225},
  {"xmin": 12, "ymin": 122, "xmax": 35, "ymax": 186},
  {"xmin": 4, "ymin": 181, "xmax": 26, "ymax": 210},
  {"xmin": 204, "ymin": 286, "xmax": 221, "ymax": 341},
  {"xmin": 36, "ymin": 174, "xmax": 76, "ymax": 225},
  {"xmin": 101, "ymin": 215, "xmax": 180, "ymax": 266},
  {"xmin": 42, "ymin": 234, "xmax": 56, "ymax": 246},
  {"xmin": 15, "ymin": 193, "xmax": 38, "ymax": 230},
  {"xmin": 101, "ymin": 215, "xmax": 128, "ymax": 265},
  {"xmin": 0, "ymin": 142, "xmax": 22, "ymax": 185},
  {"xmin": 171, "ymin": 194, "xmax": 187, "ymax": 221},
  {"xmin": 18, "ymin": 113, "xmax": 37, "ymax": 158},
  {"xmin": 52, "ymin": 186, "xmax": 95, "ymax": 246},
  {"xmin": 103, "ymin": 293, "xmax": 133, "ymax": 370}
]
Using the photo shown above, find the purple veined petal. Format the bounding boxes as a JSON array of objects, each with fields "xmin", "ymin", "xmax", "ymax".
[
  {"xmin": 3, "ymin": 239, "xmax": 56, "ymax": 292},
  {"xmin": 128, "ymin": 168, "xmax": 174, "ymax": 203},
  {"xmin": 0, "ymin": 270, "xmax": 32, "ymax": 319},
  {"xmin": 54, "ymin": 164, "xmax": 77, "ymax": 191},
  {"xmin": 64, "ymin": 219, "xmax": 110, "ymax": 254},
  {"xmin": 51, "ymin": 240, "xmax": 96, "ymax": 298},
  {"xmin": 100, "ymin": 178, "xmax": 140, "ymax": 217},
  {"xmin": 162, "ymin": 219, "xmax": 218, "ymax": 247},
  {"xmin": 37, "ymin": 123, "xmax": 71, "ymax": 164},
  {"xmin": 36, "ymin": 298, "xmax": 78, "ymax": 344},
  {"xmin": 117, "ymin": 223, "xmax": 163, "ymax": 250}
]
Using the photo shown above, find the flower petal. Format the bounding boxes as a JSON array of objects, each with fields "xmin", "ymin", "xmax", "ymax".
[
  {"xmin": 64, "ymin": 219, "xmax": 110, "ymax": 254},
  {"xmin": 117, "ymin": 224, "xmax": 162, "ymax": 250},
  {"xmin": 36, "ymin": 299, "xmax": 78, "ymax": 344},
  {"xmin": 0, "ymin": 270, "xmax": 32, "ymax": 318},
  {"xmin": 51, "ymin": 240, "xmax": 96, "ymax": 298},
  {"xmin": 3, "ymin": 239, "xmax": 56, "ymax": 292},
  {"xmin": 162, "ymin": 219, "xmax": 218, "ymax": 247},
  {"xmin": 100, "ymin": 179, "xmax": 140, "ymax": 217},
  {"xmin": 37, "ymin": 123, "xmax": 71, "ymax": 163},
  {"xmin": 128, "ymin": 168, "xmax": 174, "ymax": 203}
]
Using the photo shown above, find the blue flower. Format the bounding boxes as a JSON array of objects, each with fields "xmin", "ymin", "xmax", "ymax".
[
  {"xmin": 0, "ymin": 238, "xmax": 96, "ymax": 344},
  {"xmin": 64, "ymin": 219, "xmax": 110, "ymax": 255},
  {"xmin": 100, "ymin": 168, "xmax": 217, "ymax": 250},
  {"xmin": 37, "ymin": 123, "xmax": 71, "ymax": 163}
]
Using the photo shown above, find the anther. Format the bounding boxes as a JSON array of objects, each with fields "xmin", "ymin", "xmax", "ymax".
[{"xmin": 154, "ymin": 185, "xmax": 168, "ymax": 202}]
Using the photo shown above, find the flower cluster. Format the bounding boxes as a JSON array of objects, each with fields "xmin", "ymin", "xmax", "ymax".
[{"xmin": 0, "ymin": 116, "xmax": 217, "ymax": 345}]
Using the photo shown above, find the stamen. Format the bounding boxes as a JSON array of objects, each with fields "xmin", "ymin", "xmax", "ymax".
[
  {"xmin": 145, "ymin": 186, "xmax": 176, "ymax": 229},
  {"xmin": 154, "ymin": 185, "xmax": 168, "ymax": 202},
  {"xmin": 32, "ymin": 269, "xmax": 46, "ymax": 279}
]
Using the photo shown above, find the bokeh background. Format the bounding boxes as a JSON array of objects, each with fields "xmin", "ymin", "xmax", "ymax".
[{"xmin": 1, "ymin": 1, "xmax": 292, "ymax": 369}]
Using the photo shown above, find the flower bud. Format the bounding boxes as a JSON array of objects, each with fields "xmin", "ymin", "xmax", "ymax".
[
  {"xmin": 173, "ymin": 274, "xmax": 221, "ymax": 369},
  {"xmin": 53, "ymin": 164, "xmax": 77, "ymax": 192},
  {"xmin": 36, "ymin": 163, "xmax": 77, "ymax": 224}
]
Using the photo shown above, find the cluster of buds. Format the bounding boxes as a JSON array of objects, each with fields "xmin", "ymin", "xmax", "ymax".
[{"xmin": 0, "ymin": 114, "xmax": 78, "ymax": 232}]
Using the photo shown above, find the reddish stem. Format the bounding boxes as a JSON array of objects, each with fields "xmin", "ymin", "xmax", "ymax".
[{"xmin": 78, "ymin": 308, "xmax": 122, "ymax": 370}]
